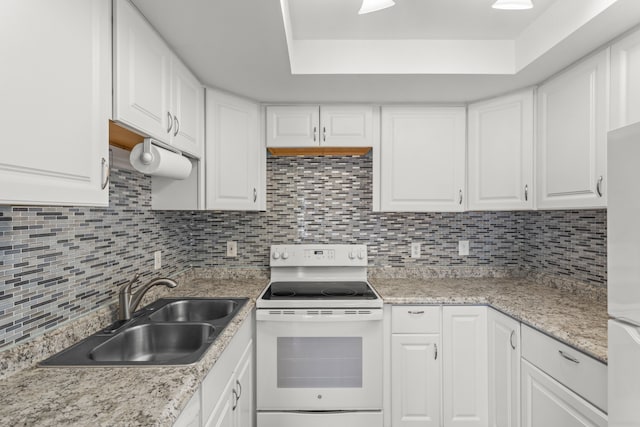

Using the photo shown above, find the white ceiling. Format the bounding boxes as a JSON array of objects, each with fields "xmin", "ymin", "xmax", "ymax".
[
  {"xmin": 132, "ymin": 0, "xmax": 640, "ymax": 103},
  {"xmin": 288, "ymin": 0, "xmax": 555, "ymax": 40}
]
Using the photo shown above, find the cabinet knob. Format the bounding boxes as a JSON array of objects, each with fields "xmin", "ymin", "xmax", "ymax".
[
  {"xmin": 322, "ymin": 126, "xmax": 326, "ymax": 142},
  {"xmin": 282, "ymin": 252, "xmax": 289, "ymax": 260},
  {"xmin": 253, "ymin": 188, "xmax": 257, "ymax": 203},
  {"xmin": 524, "ymin": 184, "xmax": 529, "ymax": 202},
  {"xmin": 313, "ymin": 126, "xmax": 317, "ymax": 142},
  {"xmin": 510, "ymin": 330, "xmax": 516, "ymax": 350},
  {"xmin": 458, "ymin": 189, "xmax": 463, "ymax": 205},
  {"xmin": 273, "ymin": 251, "xmax": 281, "ymax": 260}
]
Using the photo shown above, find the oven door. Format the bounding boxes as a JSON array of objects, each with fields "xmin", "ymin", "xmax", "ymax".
[{"xmin": 256, "ymin": 309, "xmax": 383, "ymax": 411}]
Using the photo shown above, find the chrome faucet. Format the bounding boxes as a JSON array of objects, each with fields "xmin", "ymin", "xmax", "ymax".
[{"xmin": 118, "ymin": 273, "xmax": 178, "ymax": 320}]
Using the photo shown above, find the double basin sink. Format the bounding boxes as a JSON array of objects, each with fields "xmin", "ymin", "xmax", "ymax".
[{"xmin": 40, "ymin": 298, "xmax": 248, "ymax": 366}]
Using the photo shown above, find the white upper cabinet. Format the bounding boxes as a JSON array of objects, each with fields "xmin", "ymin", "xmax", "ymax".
[
  {"xmin": 468, "ymin": 90, "xmax": 534, "ymax": 211},
  {"xmin": 379, "ymin": 107, "xmax": 466, "ymax": 212},
  {"xmin": 171, "ymin": 58, "xmax": 204, "ymax": 158},
  {"xmin": 266, "ymin": 105, "xmax": 375, "ymax": 148},
  {"xmin": 113, "ymin": 0, "xmax": 203, "ymax": 158},
  {"xmin": 536, "ymin": 49, "xmax": 609, "ymax": 209},
  {"xmin": 0, "ymin": 0, "xmax": 111, "ymax": 206},
  {"xmin": 611, "ymin": 28, "xmax": 640, "ymax": 130},
  {"xmin": 206, "ymin": 89, "xmax": 264, "ymax": 211}
]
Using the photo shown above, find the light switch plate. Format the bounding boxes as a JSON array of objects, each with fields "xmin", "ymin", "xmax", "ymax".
[{"xmin": 227, "ymin": 241, "xmax": 238, "ymax": 257}]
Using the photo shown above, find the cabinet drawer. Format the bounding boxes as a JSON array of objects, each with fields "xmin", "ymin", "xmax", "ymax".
[
  {"xmin": 521, "ymin": 325, "xmax": 607, "ymax": 412},
  {"xmin": 391, "ymin": 305, "xmax": 440, "ymax": 333}
]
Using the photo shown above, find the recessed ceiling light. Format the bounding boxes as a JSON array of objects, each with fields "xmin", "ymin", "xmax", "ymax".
[
  {"xmin": 359, "ymin": 0, "xmax": 396, "ymax": 15},
  {"xmin": 492, "ymin": 0, "xmax": 534, "ymax": 10}
]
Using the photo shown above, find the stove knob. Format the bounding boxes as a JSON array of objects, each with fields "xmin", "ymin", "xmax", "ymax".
[
  {"xmin": 357, "ymin": 251, "xmax": 365, "ymax": 260},
  {"xmin": 282, "ymin": 251, "xmax": 289, "ymax": 260},
  {"xmin": 348, "ymin": 251, "xmax": 356, "ymax": 260},
  {"xmin": 272, "ymin": 251, "xmax": 281, "ymax": 260}
]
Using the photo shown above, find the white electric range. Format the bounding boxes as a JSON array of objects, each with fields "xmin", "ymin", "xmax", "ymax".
[{"xmin": 256, "ymin": 244, "xmax": 383, "ymax": 427}]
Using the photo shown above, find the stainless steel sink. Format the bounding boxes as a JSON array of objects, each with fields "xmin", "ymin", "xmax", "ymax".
[
  {"xmin": 149, "ymin": 299, "xmax": 238, "ymax": 322},
  {"xmin": 40, "ymin": 297, "xmax": 248, "ymax": 366},
  {"xmin": 89, "ymin": 323, "xmax": 215, "ymax": 363}
]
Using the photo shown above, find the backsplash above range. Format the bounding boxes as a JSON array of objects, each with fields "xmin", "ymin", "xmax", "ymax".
[{"xmin": 1, "ymin": 154, "xmax": 606, "ymax": 350}]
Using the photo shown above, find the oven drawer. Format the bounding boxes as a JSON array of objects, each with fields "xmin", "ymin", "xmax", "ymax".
[
  {"xmin": 521, "ymin": 325, "xmax": 607, "ymax": 412},
  {"xmin": 258, "ymin": 411, "xmax": 383, "ymax": 427},
  {"xmin": 392, "ymin": 305, "xmax": 441, "ymax": 333}
]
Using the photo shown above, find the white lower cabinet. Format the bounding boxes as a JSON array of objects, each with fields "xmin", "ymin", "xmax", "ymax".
[
  {"xmin": 442, "ymin": 306, "xmax": 488, "ymax": 427},
  {"xmin": 488, "ymin": 309, "xmax": 520, "ymax": 427},
  {"xmin": 176, "ymin": 311, "xmax": 254, "ymax": 427},
  {"xmin": 391, "ymin": 306, "xmax": 442, "ymax": 427},
  {"xmin": 521, "ymin": 360, "xmax": 606, "ymax": 427}
]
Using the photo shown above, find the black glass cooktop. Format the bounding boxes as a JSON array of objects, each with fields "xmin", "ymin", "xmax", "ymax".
[{"xmin": 262, "ymin": 281, "xmax": 378, "ymax": 300}]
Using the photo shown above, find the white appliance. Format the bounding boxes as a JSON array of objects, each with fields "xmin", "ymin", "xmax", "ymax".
[
  {"xmin": 608, "ymin": 121, "xmax": 640, "ymax": 426},
  {"xmin": 256, "ymin": 244, "xmax": 384, "ymax": 427}
]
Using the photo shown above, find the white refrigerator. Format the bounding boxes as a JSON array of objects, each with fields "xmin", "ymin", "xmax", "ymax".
[{"xmin": 608, "ymin": 121, "xmax": 640, "ymax": 426}]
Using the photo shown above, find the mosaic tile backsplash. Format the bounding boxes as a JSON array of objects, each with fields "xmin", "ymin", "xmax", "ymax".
[
  {"xmin": 0, "ymin": 153, "xmax": 607, "ymax": 350},
  {"xmin": 0, "ymin": 168, "xmax": 190, "ymax": 350}
]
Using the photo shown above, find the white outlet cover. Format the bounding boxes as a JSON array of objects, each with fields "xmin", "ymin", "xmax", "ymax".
[
  {"xmin": 411, "ymin": 242, "xmax": 421, "ymax": 259},
  {"xmin": 458, "ymin": 240, "xmax": 470, "ymax": 256},
  {"xmin": 154, "ymin": 250, "xmax": 162, "ymax": 270}
]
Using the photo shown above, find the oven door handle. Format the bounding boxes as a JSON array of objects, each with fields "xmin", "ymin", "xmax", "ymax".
[{"xmin": 256, "ymin": 310, "xmax": 383, "ymax": 322}]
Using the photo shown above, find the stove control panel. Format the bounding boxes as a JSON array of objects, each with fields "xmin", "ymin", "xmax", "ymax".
[{"xmin": 270, "ymin": 244, "xmax": 367, "ymax": 267}]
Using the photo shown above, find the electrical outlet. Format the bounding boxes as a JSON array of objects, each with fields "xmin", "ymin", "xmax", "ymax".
[
  {"xmin": 458, "ymin": 240, "xmax": 470, "ymax": 256},
  {"xmin": 411, "ymin": 242, "xmax": 421, "ymax": 259},
  {"xmin": 154, "ymin": 250, "xmax": 162, "ymax": 270},
  {"xmin": 227, "ymin": 241, "xmax": 238, "ymax": 257}
]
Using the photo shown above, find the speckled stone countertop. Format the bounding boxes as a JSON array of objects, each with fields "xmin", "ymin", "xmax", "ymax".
[
  {"xmin": 370, "ymin": 277, "xmax": 608, "ymax": 363},
  {"xmin": 0, "ymin": 271, "xmax": 607, "ymax": 426},
  {"xmin": 0, "ymin": 276, "xmax": 268, "ymax": 427}
]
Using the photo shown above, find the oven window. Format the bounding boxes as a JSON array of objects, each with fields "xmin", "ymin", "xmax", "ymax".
[{"xmin": 276, "ymin": 337, "xmax": 363, "ymax": 388}]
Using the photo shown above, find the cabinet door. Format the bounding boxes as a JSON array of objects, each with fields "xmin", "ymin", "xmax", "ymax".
[
  {"xmin": 114, "ymin": 0, "xmax": 172, "ymax": 143},
  {"xmin": 521, "ymin": 360, "xmax": 607, "ymax": 427},
  {"xmin": 205, "ymin": 374, "xmax": 235, "ymax": 427},
  {"xmin": 391, "ymin": 334, "xmax": 441, "ymax": 427},
  {"xmin": 171, "ymin": 58, "xmax": 204, "ymax": 158},
  {"xmin": 380, "ymin": 107, "xmax": 466, "ymax": 212},
  {"xmin": 611, "ymin": 28, "xmax": 640, "ymax": 130},
  {"xmin": 206, "ymin": 89, "xmax": 263, "ymax": 210},
  {"xmin": 442, "ymin": 306, "xmax": 488, "ymax": 427},
  {"xmin": 320, "ymin": 105, "xmax": 374, "ymax": 147},
  {"xmin": 234, "ymin": 341, "xmax": 254, "ymax": 427},
  {"xmin": 468, "ymin": 90, "xmax": 534, "ymax": 211},
  {"xmin": 266, "ymin": 106, "xmax": 320, "ymax": 147},
  {"xmin": 488, "ymin": 309, "xmax": 520, "ymax": 427},
  {"xmin": 536, "ymin": 49, "xmax": 609, "ymax": 209},
  {"xmin": 0, "ymin": 0, "xmax": 110, "ymax": 206},
  {"xmin": 174, "ymin": 387, "xmax": 201, "ymax": 427}
]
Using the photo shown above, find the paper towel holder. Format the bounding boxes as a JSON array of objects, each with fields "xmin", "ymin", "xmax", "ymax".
[{"xmin": 138, "ymin": 138, "xmax": 183, "ymax": 165}]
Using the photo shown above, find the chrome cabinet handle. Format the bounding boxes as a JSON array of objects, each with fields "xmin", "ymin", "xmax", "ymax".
[
  {"xmin": 510, "ymin": 330, "xmax": 516, "ymax": 350},
  {"xmin": 596, "ymin": 176, "xmax": 603, "ymax": 197},
  {"xmin": 167, "ymin": 112, "xmax": 173, "ymax": 133},
  {"xmin": 173, "ymin": 115, "xmax": 179, "ymax": 137},
  {"xmin": 558, "ymin": 350, "xmax": 580, "ymax": 364},
  {"xmin": 232, "ymin": 389, "xmax": 239, "ymax": 411},
  {"xmin": 434, "ymin": 343, "xmax": 438, "ymax": 360},
  {"xmin": 236, "ymin": 380, "xmax": 242, "ymax": 400},
  {"xmin": 524, "ymin": 185, "xmax": 529, "ymax": 202},
  {"xmin": 253, "ymin": 188, "xmax": 257, "ymax": 203},
  {"xmin": 458, "ymin": 189, "xmax": 463, "ymax": 205},
  {"xmin": 407, "ymin": 310, "xmax": 424, "ymax": 315},
  {"xmin": 313, "ymin": 126, "xmax": 317, "ymax": 142},
  {"xmin": 322, "ymin": 126, "xmax": 326, "ymax": 142},
  {"xmin": 101, "ymin": 157, "xmax": 110, "ymax": 190}
]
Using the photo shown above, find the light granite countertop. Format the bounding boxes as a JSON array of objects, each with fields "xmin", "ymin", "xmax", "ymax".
[
  {"xmin": 0, "ymin": 272, "xmax": 607, "ymax": 426},
  {"xmin": 370, "ymin": 277, "xmax": 608, "ymax": 363},
  {"xmin": 0, "ymin": 276, "xmax": 268, "ymax": 427}
]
